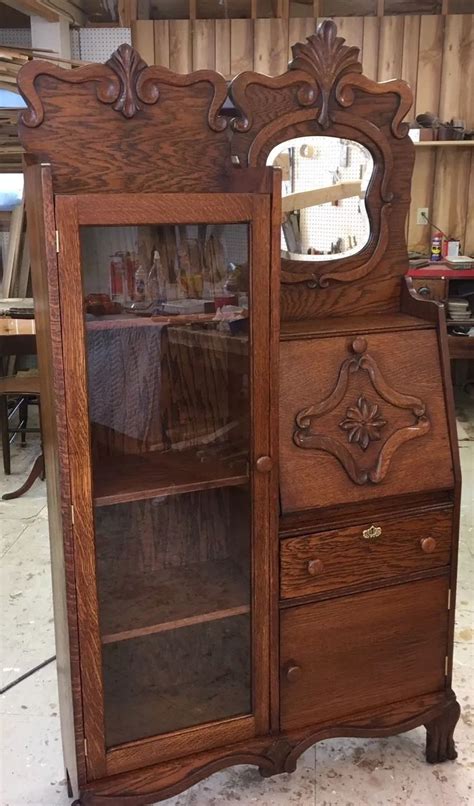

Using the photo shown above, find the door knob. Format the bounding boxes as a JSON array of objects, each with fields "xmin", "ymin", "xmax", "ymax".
[
  {"xmin": 284, "ymin": 663, "xmax": 302, "ymax": 683},
  {"xmin": 256, "ymin": 455, "xmax": 273, "ymax": 473},
  {"xmin": 420, "ymin": 537, "xmax": 437, "ymax": 554},
  {"xmin": 307, "ymin": 558, "xmax": 324, "ymax": 575}
]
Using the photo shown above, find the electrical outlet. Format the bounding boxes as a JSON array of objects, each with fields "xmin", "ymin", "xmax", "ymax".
[{"xmin": 417, "ymin": 208, "xmax": 429, "ymax": 225}]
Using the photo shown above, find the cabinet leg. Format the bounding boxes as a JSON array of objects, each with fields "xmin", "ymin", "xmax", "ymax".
[{"xmin": 425, "ymin": 696, "xmax": 460, "ymax": 764}]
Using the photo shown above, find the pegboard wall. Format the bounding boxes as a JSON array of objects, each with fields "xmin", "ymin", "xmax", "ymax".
[
  {"xmin": 75, "ymin": 27, "xmax": 131, "ymax": 62},
  {"xmin": 0, "ymin": 28, "xmax": 32, "ymax": 48}
]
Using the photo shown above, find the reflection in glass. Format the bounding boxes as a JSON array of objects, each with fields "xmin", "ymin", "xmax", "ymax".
[
  {"xmin": 79, "ymin": 223, "xmax": 252, "ymax": 746},
  {"xmin": 267, "ymin": 136, "xmax": 374, "ymax": 261}
]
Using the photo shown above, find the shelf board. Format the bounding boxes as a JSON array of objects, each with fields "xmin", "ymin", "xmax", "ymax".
[
  {"xmin": 93, "ymin": 449, "xmax": 248, "ymax": 507},
  {"xmin": 446, "ymin": 319, "xmax": 474, "ymax": 327},
  {"xmin": 100, "ymin": 559, "xmax": 250, "ymax": 645},
  {"xmin": 414, "ymin": 141, "xmax": 474, "ymax": 148}
]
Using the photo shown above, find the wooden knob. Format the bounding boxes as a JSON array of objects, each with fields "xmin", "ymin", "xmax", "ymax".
[
  {"xmin": 285, "ymin": 664, "xmax": 302, "ymax": 683},
  {"xmin": 307, "ymin": 558, "xmax": 324, "ymax": 576},
  {"xmin": 420, "ymin": 537, "xmax": 437, "ymax": 554},
  {"xmin": 256, "ymin": 455, "xmax": 273, "ymax": 473}
]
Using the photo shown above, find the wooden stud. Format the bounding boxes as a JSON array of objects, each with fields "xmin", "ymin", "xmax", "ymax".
[
  {"xmin": 361, "ymin": 16, "xmax": 380, "ymax": 82},
  {"xmin": 401, "ymin": 15, "xmax": 421, "ymax": 106},
  {"xmin": 415, "ymin": 14, "xmax": 444, "ymax": 118},
  {"xmin": 377, "ymin": 15, "xmax": 404, "ymax": 82},
  {"xmin": 231, "ymin": 19, "xmax": 254, "ymax": 74},
  {"xmin": 154, "ymin": 20, "xmax": 170, "ymax": 68},
  {"xmin": 169, "ymin": 20, "xmax": 192, "ymax": 73},
  {"xmin": 215, "ymin": 19, "xmax": 231, "ymax": 79},
  {"xmin": 118, "ymin": 0, "xmax": 137, "ymax": 27},
  {"xmin": 193, "ymin": 20, "xmax": 216, "ymax": 71},
  {"xmin": 254, "ymin": 18, "xmax": 289, "ymax": 76},
  {"xmin": 131, "ymin": 20, "xmax": 154, "ymax": 65}
]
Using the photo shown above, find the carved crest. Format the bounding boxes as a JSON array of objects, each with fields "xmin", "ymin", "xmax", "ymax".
[
  {"xmin": 289, "ymin": 20, "xmax": 362, "ymax": 129},
  {"xmin": 106, "ymin": 43, "xmax": 150, "ymax": 119},
  {"xmin": 294, "ymin": 337, "xmax": 430, "ymax": 485}
]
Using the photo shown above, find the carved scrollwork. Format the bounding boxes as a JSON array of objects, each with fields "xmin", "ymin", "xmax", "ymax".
[
  {"xmin": 289, "ymin": 19, "xmax": 362, "ymax": 130},
  {"xmin": 294, "ymin": 337, "xmax": 431, "ymax": 485},
  {"xmin": 18, "ymin": 43, "xmax": 228, "ymax": 130}
]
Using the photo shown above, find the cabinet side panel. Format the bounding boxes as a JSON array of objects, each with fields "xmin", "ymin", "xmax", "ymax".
[{"xmin": 25, "ymin": 163, "xmax": 85, "ymax": 790}]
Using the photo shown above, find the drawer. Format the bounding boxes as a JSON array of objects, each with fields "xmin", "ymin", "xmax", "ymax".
[
  {"xmin": 411, "ymin": 278, "xmax": 446, "ymax": 301},
  {"xmin": 280, "ymin": 576, "xmax": 449, "ymax": 731},
  {"xmin": 280, "ymin": 509, "xmax": 452, "ymax": 600}
]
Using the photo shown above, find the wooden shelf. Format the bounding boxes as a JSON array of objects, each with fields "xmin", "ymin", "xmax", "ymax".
[
  {"xmin": 100, "ymin": 559, "xmax": 250, "ymax": 645},
  {"xmin": 414, "ymin": 141, "xmax": 474, "ymax": 148},
  {"xmin": 446, "ymin": 319, "xmax": 474, "ymax": 327},
  {"xmin": 86, "ymin": 313, "xmax": 216, "ymax": 331},
  {"xmin": 93, "ymin": 449, "xmax": 248, "ymax": 507}
]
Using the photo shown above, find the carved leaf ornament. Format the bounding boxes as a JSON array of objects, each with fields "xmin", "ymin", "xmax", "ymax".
[{"xmin": 294, "ymin": 337, "xmax": 430, "ymax": 485}]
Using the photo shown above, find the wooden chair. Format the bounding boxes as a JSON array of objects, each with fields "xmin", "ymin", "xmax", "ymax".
[{"xmin": 0, "ymin": 374, "xmax": 44, "ymax": 500}]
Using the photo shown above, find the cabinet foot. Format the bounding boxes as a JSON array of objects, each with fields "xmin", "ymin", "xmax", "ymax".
[{"xmin": 425, "ymin": 696, "xmax": 460, "ymax": 764}]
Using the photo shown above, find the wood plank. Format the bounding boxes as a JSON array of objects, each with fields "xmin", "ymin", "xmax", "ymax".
[
  {"xmin": 361, "ymin": 16, "xmax": 380, "ymax": 81},
  {"xmin": 439, "ymin": 13, "xmax": 474, "ymax": 130},
  {"xmin": 415, "ymin": 14, "xmax": 444, "ymax": 118},
  {"xmin": 464, "ymin": 151, "xmax": 474, "ymax": 255},
  {"xmin": 254, "ymin": 18, "xmax": 289, "ymax": 75},
  {"xmin": 131, "ymin": 20, "xmax": 155, "ymax": 66},
  {"xmin": 231, "ymin": 19, "xmax": 254, "ymax": 74},
  {"xmin": 2, "ymin": 199, "xmax": 24, "ymax": 298},
  {"xmin": 215, "ymin": 19, "xmax": 231, "ymax": 78},
  {"xmin": 93, "ymin": 450, "xmax": 248, "ymax": 507},
  {"xmin": 192, "ymin": 19, "xmax": 216, "ymax": 71},
  {"xmin": 401, "ymin": 14, "xmax": 421, "ymax": 102},
  {"xmin": 288, "ymin": 17, "xmax": 316, "ymax": 61},
  {"xmin": 431, "ymin": 146, "xmax": 472, "ymax": 243},
  {"xmin": 408, "ymin": 149, "xmax": 436, "ymax": 253},
  {"xmin": 100, "ymin": 559, "xmax": 250, "ymax": 645},
  {"xmin": 377, "ymin": 15, "xmax": 404, "ymax": 82},
  {"xmin": 333, "ymin": 16, "xmax": 364, "ymax": 56},
  {"xmin": 169, "ymin": 20, "xmax": 192, "ymax": 73},
  {"xmin": 153, "ymin": 20, "xmax": 170, "ymax": 68}
]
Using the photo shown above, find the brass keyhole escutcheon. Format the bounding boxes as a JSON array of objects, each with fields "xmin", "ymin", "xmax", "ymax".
[
  {"xmin": 420, "ymin": 537, "xmax": 437, "ymax": 554},
  {"xmin": 362, "ymin": 525, "xmax": 382, "ymax": 541},
  {"xmin": 308, "ymin": 559, "xmax": 324, "ymax": 576}
]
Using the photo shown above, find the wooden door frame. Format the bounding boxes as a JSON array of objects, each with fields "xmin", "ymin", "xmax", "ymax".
[{"xmin": 55, "ymin": 191, "xmax": 274, "ymax": 780}]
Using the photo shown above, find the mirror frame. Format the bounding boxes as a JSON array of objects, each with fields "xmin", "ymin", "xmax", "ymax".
[{"xmin": 229, "ymin": 20, "xmax": 414, "ymax": 317}]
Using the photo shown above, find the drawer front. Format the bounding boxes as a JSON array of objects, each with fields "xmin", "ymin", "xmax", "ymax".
[
  {"xmin": 280, "ymin": 509, "xmax": 452, "ymax": 600},
  {"xmin": 280, "ymin": 577, "xmax": 449, "ymax": 731},
  {"xmin": 411, "ymin": 278, "xmax": 446, "ymax": 301}
]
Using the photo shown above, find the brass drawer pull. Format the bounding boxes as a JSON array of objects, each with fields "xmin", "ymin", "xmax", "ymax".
[
  {"xmin": 307, "ymin": 559, "xmax": 324, "ymax": 576},
  {"xmin": 362, "ymin": 525, "xmax": 382, "ymax": 540},
  {"xmin": 420, "ymin": 537, "xmax": 437, "ymax": 554},
  {"xmin": 285, "ymin": 663, "xmax": 302, "ymax": 683}
]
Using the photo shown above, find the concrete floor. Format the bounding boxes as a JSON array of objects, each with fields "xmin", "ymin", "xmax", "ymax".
[{"xmin": 0, "ymin": 400, "xmax": 473, "ymax": 806}]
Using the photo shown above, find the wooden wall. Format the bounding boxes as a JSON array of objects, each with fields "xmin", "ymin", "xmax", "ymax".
[{"xmin": 132, "ymin": 14, "xmax": 474, "ymax": 255}]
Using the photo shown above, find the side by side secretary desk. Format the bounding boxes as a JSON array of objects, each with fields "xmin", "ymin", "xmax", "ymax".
[{"xmin": 17, "ymin": 20, "xmax": 461, "ymax": 805}]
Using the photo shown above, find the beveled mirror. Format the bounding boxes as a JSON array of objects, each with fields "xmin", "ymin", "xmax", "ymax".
[{"xmin": 267, "ymin": 136, "xmax": 374, "ymax": 262}]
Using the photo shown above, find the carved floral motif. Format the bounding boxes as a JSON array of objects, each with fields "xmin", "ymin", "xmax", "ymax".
[
  {"xmin": 289, "ymin": 19, "xmax": 362, "ymax": 130},
  {"xmin": 339, "ymin": 396, "xmax": 387, "ymax": 451},
  {"xmin": 106, "ymin": 44, "xmax": 149, "ymax": 118},
  {"xmin": 294, "ymin": 337, "xmax": 430, "ymax": 485}
]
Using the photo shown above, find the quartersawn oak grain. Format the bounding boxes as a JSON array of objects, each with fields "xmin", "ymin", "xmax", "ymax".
[{"xmin": 18, "ymin": 18, "xmax": 461, "ymax": 805}]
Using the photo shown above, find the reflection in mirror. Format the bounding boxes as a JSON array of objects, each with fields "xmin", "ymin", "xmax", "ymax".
[{"xmin": 267, "ymin": 136, "xmax": 374, "ymax": 262}]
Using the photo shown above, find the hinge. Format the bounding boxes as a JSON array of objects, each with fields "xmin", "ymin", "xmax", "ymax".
[
  {"xmin": 84, "ymin": 737, "xmax": 88, "ymax": 757},
  {"xmin": 447, "ymin": 588, "xmax": 452, "ymax": 610},
  {"xmin": 445, "ymin": 656, "xmax": 449, "ymax": 676},
  {"xmin": 55, "ymin": 230, "xmax": 60, "ymax": 253},
  {"xmin": 70, "ymin": 504, "xmax": 75, "ymax": 526}
]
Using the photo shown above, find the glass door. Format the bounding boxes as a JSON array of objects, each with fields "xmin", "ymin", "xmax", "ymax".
[{"xmin": 55, "ymin": 193, "xmax": 273, "ymax": 778}]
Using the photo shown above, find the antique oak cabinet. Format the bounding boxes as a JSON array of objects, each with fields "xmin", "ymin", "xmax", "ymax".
[{"xmin": 17, "ymin": 21, "xmax": 461, "ymax": 805}]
